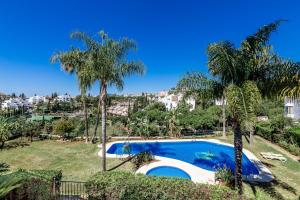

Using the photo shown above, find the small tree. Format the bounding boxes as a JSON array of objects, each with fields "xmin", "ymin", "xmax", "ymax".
[
  {"xmin": 24, "ymin": 121, "xmax": 42, "ymax": 142},
  {"xmin": 53, "ymin": 118, "xmax": 75, "ymax": 140}
]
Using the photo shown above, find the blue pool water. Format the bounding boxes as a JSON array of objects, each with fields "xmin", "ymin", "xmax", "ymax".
[
  {"xmin": 146, "ymin": 166, "xmax": 191, "ymax": 179},
  {"xmin": 107, "ymin": 141, "xmax": 260, "ymax": 175}
]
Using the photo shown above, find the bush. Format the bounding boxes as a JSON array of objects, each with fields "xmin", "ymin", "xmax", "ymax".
[
  {"xmin": 215, "ymin": 166, "xmax": 234, "ymax": 187},
  {"xmin": 285, "ymin": 128, "xmax": 300, "ymax": 147},
  {"xmin": 256, "ymin": 122, "xmax": 273, "ymax": 140},
  {"xmin": 53, "ymin": 118, "xmax": 75, "ymax": 139},
  {"xmin": 2, "ymin": 169, "xmax": 62, "ymax": 200},
  {"xmin": 131, "ymin": 151, "xmax": 154, "ymax": 170},
  {"xmin": 85, "ymin": 171, "xmax": 238, "ymax": 200},
  {"xmin": 278, "ymin": 140, "xmax": 300, "ymax": 156}
]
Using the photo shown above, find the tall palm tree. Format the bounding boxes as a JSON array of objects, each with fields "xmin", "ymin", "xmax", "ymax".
[
  {"xmin": 71, "ymin": 31, "xmax": 145, "ymax": 171},
  {"xmin": 225, "ymin": 81, "xmax": 261, "ymax": 195},
  {"xmin": 51, "ymin": 48, "xmax": 93, "ymax": 143},
  {"xmin": 206, "ymin": 20, "xmax": 300, "ymax": 195}
]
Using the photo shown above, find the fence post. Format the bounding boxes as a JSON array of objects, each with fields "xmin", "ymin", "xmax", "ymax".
[{"xmin": 52, "ymin": 177, "xmax": 56, "ymax": 199}]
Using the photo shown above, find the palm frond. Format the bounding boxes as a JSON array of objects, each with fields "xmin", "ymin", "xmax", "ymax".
[
  {"xmin": 207, "ymin": 41, "xmax": 242, "ymax": 85},
  {"xmin": 242, "ymin": 20, "xmax": 285, "ymax": 52},
  {"xmin": 0, "ymin": 176, "xmax": 22, "ymax": 198},
  {"xmin": 70, "ymin": 31, "xmax": 101, "ymax": 50}
]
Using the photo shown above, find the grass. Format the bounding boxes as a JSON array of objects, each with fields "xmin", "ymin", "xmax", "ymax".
[
  {"xmin": 219, "ymin": 135, "xmax": 300, "ymax": 200},
  {"xmin": 0, "ymin": 135, "xmax": 299, "ymax": 199},
  {"xmin": 0, "ymin": 139, "xmax": 133, "ymax": 181}
]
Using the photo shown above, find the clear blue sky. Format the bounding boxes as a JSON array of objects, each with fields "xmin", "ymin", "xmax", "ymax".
[{"xmin": 0, "ymin": 0, "xmax": 299, "ymax": 96}]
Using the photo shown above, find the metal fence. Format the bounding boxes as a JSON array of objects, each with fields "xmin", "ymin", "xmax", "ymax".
[{"xmin": 55, "ymin": 180, "xmax": 88, "ymax": 200}]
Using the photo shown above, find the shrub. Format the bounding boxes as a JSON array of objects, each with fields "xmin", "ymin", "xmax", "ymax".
[
  {"xmin": 278, "ymin": 140, "xmax": 300, "ymax": 156},
  {"xmin": 256, "ymin": 122, "xmax": 300, "ymax": 156},
  {"xmin": 285, "ymin": 128, "xmax": 300, "ymax": 147},
  {"xmin": 85, "ymin": 171, "xmax": 238, "ymax": 200},
  {"xmin": 215, "ymin": 166, "xmax": 234, "ymax": 187},
  {"xmin": 2, "ymin": 169, "xmax": 62, "ymax": 200},
  {"xmin": 53, "ymin": 118, "xmax": 75, "ymax": 139},
  {"xmin": 255, "ymin": 122, "xmax": 273, "ymax": 140},
  {"xmin": 131, "ymin": 151, "xmax": 154, "ymax": 170},
  {"xmin": 44, "ymin": 122, "xmax": 53, "ymax": 134}
]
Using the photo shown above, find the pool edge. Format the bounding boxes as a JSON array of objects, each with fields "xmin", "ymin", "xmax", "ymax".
[{"xmin": 98, "ymin": 138, "xmax": 274, "ymax": 183}]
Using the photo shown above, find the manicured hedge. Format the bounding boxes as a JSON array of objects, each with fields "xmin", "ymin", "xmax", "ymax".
[
  {"xmin": 2, "ymin": 169, "xmax": 62, "ymax": 200},
  {"xmin": 85, "ymin": 171, "xmax": 238, "ymax": 200}
]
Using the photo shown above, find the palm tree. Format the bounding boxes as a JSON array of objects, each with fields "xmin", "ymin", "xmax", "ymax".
[
  {"xmin": 225, "ymin": 81, "xmax": 261, "ymax": 195},
  {"xmin": 206, "ymin": 20, "xmax": 300, "ymax": 195},
  {"xmin": 51, "ymin": 48, "xmax": 93, "ymax": 143},
  {"xmin": 71, "ymin": 31, "xmax": 145, "ymax": 171},
  {"xmin": 167, "ymin": 109, "xmax": 180, "ymax": 137}
]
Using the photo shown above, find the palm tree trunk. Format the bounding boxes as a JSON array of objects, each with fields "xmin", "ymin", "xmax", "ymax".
[
  {"xmin": 101, "ymin": 84, "xmax": 107, "ymax": 171},
  {"xmin": 222, "ymin": 96, "xmax": 226, "ymax": 138},
  {"xmin": 233, "ymin": 118, "xmax": 243, "ymax": 196},
  {"xmin": 93, "ymin": 87, "xmax": 102, "ymax": 143},
  {"xmin": 249, "ymin": 130, "xmax": 253, "ymax": 146},
  {"xmin": 82, "ymin": 95, "xmax": 89, "ymax": 143}
]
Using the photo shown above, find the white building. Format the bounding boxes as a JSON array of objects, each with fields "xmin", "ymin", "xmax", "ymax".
[
  {"xmin": 215, "ymin": 99, "xmax": 226, "ymax": 106},
  {"xmin": 157, "ymin": 91, "xmax": 196, "ymax": 111},
  {"xmin": 284, "ymin": 97, "xmax": 300, "ymax": 120},
  {"xmin": 1, "ymin": 98, "xmax": 30, "ymax": 110},
  {"xmin": 28, "ymin": 95, "xmax": 47, "ymax": 104},
  {"xmin": 55, "ymin": 94, "xmax": 72, "ymax": 102}
]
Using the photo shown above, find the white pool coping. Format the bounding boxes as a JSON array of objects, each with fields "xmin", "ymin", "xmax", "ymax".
[{"xmin": 98, "ymin": 139, "xmax": 274, "ymax": 184}]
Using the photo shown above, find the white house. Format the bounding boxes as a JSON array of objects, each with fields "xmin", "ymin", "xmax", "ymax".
[
  {"xmin": 28, "ymin": 95, "xmax": 47, "ymax": 105},
  {"xmin": 157, "ymin": 91, "xmax": 196, "ymax": 111},
  {"xmin": 215, "ymin": 98, "xmax": 226, "ymax": 106},
  {"xmin": 284, "ymin": 97, "xmax": 300, "ymax": 120},
  {"xmin": 55, "ymin": 94, "xmax": 72, "ymax": 102},
  {"xmin": 1, "ymin": 98, "xmax": 30, "ymax": 110}
]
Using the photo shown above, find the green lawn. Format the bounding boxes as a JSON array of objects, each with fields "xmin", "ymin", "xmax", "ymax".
[
  {"xmin": 0, "ymin": 140, "xmax": 133, "ymax": 181},
  {"xmin": 0, "ymin": 135, "xmax": 299, "ymax": 199},
  {"xmin": 219, "ymin": 135, "xmax": 300, "ymax": 200}
]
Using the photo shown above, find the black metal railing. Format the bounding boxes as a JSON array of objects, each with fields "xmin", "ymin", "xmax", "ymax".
[{"xmin": 55, "ymin": 180, "xmax": 87, "ymax": 200}]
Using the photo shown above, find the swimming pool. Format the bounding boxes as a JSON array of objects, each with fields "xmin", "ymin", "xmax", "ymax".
[
  {"xmin": 107, "ymin": 140, "xmax": 260, "ymax": 176},
  {"xmin": 146, "ymin": 166, "xmax": 191, "ymax": 180}
]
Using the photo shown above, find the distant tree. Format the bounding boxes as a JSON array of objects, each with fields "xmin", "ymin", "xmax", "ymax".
[
  {"xmin": 177, "ymin": 72, "xmax": 226, "ymax": 136},
  {"xmin": 19, "ymin": 93, "xmax": 26, "ymax": 99},
  {"xmin": 0, "ymin": 117, "xmax": 10, "ymax": 148},
  {"xmin": 166, "ymin": 109, "xmax": 180, "ymax": 137},
  {"xmin": 24, "ymin": 121, "xmax": 42, "ymax": 142},
  {"xmin": 51, "ymin": 92, "xmax": 58, "ymax": 99},
  {"xmin": 44, "ymin": 122, "xmax": 53, "ymax": 134},
  {"xmin": 53, "ymin": 118, "xmax": 75, "ymax": 139}
]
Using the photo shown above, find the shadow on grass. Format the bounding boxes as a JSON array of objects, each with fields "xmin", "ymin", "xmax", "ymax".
[
  {"xmin": 261, "ymin": 161, "xmax": 275, "ymax": 168},
  {"xmin": 245, "ymin": 177, "xmax": 297, "ymax": 200}
]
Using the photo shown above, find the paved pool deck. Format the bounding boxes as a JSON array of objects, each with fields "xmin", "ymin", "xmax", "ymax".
[{"xmin": 98, "ymin": 138, "xmax": 274, "ymax": 184}]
